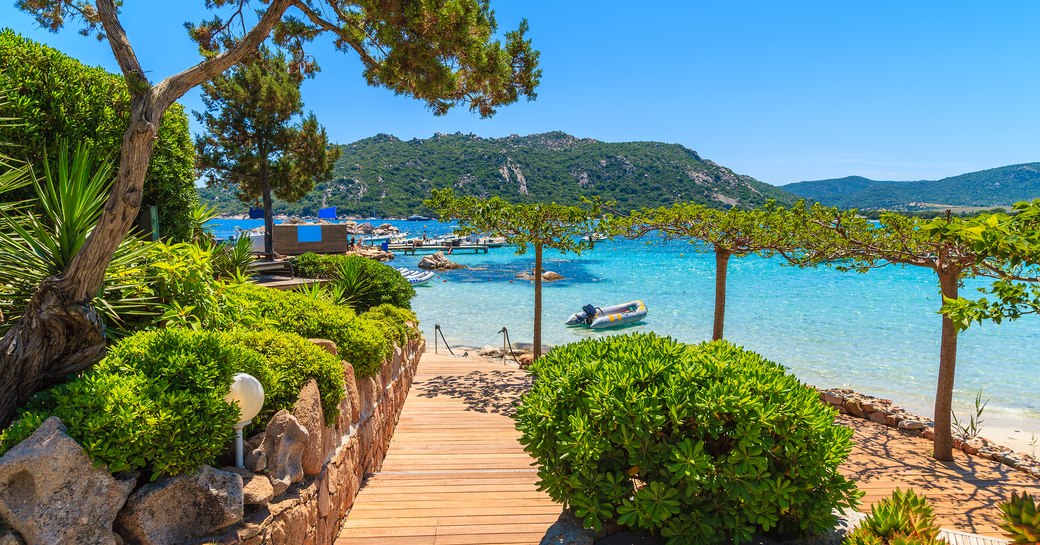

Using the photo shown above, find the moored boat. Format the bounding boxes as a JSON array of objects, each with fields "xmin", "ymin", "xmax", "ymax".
[
  {"xmin": 396, "ymin": 267, "xmax": 435, "ymax": 286},
  {"xmin": 565, "ymin": 300, "xmax": 647, "ymax": 329}
]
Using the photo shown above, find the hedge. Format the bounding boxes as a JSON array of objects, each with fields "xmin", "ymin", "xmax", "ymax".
[{"xmin": 0, "ymin": 29, "xmax": 196, "ymax": 241}]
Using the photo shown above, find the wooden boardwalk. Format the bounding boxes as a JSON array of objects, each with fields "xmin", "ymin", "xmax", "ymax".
[
  {"xmin": 336, "ymin": 353, "xmax": 559, "ymax": 544},
  {"xmin": 338, "ymin": 353, "xmax": 1039, "ymax": 544}
]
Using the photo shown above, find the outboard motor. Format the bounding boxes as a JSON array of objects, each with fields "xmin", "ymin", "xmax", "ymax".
[{"xmin": 582, "ymin": 304, "xmax": 597, "ymax": 325}]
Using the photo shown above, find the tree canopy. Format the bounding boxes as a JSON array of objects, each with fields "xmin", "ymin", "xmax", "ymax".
[
  {"xmin": 195, "ymin": 45, "xmax": 339, "ymax": 255},
  {"xmin": 0, "ymin": 0, "xmax": 541, "ymax": 428}
]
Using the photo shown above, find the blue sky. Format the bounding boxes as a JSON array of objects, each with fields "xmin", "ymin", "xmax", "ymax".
[{"xmin": 2, "ymin": 1, "xmax": 1038, "ymax": 185}]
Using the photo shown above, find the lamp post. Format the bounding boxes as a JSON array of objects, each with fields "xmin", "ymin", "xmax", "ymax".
[{"xmin": 226, "ymin": 373, "xmax": 265, "ymax": 468}]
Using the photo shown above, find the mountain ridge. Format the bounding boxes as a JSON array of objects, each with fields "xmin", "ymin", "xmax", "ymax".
[
  {"xmin": 784, "ymin": 163, "xmax": 1040, "ymax": 210},
  {"xmin": 197, "ymin": 131, "xmax": 797, "ymax": 217}
]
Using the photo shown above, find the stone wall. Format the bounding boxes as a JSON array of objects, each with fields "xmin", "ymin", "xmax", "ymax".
[
  {"xmin": 209, "ymin": 337, "xmax": 426, "ymax": 545},
  {"xmin": 0, "ymin": 336, "xmax": 424, "ymax": 545},
  {"xmin": 818, "ymin": 388, "xmax": 1040, "ymax": 478}
]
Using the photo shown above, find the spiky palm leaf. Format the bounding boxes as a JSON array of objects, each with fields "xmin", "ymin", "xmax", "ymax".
[{"xmin": 0, "ymin": 143, "xmax": 154, "ymax": 338}]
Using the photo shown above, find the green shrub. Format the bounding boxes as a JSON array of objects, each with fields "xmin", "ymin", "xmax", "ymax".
[
  {"xmin": 289, "ymin": 253, "xmax": 415, "ymax": 311},
  {"xmin": 0, "ymin": 328, "xmax": 259, "ymax": 479},
  {"xmin": 845, "ymin": 489, "xmax": 945, "ymax": 545},
  {"xmin": 226, "ymin": 329, "xmax": 344, "ymax": 426},
  {"xmin": 0, "ymin": 29, "xmax": 197, "ymax": 241},
  {"xmin": 514, "ymin": 333, "xmax": 861, "ymax": 544},
  {"xmin": 999, "ymin": 492, "xmax": 1040, "ymax": 545},
  {"xmin": 235, "ymin": 283, "xmax": 392, "ymax": 377},
  {"xmin": 132, "ymin": 242, "xmax": 268, "ymax": 332},
  {"xmin": 361, "ymin": 304, "xmax": 420, "ymax": 346}
]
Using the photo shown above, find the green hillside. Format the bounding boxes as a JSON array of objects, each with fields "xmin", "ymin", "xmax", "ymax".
[
  {"xmin": 784, "ymin": 163, "xmax": 1040, "ymax": 210},
  {"xmin": 198, "ymin": 131, "xmax": 796, "ymax": 217}
]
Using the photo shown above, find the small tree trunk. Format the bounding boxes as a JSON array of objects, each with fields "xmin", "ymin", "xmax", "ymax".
[
  {"xmin": 261, "ymin": 169, "xmax": 274, "ymax": 257},
  {"xmin": 712, "ymin": 249, "xmax": 731, "ymax": 341},
  {"xmin": 533, "ymin": 243, "xmax": 543, "ymax": 361},
  {"xmin": 932, "ymin": 271, "xmax": 960, "ymax": 461}
]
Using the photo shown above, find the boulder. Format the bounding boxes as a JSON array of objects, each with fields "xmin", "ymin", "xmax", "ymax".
[
  {"xmin": 308, "ymin": 338, "xmax": 338, "ymax": 356},
  {"xmin": 517, "ymin": 353, "xmax": 535, "ymax": 368},
  {"xmin": 224, "ymin": 467, "xmax": 274, "ymax": 506},
  {"xmin": 115, "ymin": 465, "xmax": 243, "ymax": 545},
  {"xmin": 341, "ymin": 361, "xmax": 361, "ymax": 427},
  {"xmin": 261, "ymin": 411, "xmax": 309, "ymax": 496},
  {"xmin": 0, "ymin": 523, "xmax": 24, "ymax": 545},
  {"xmin": 0, "ymin": 417, "xmax": 136, "ymax": 545},
  {"xmin": 418, "ymin": 252, "xmax": 465, "ymax": 270},
  {"xmin": 479, "ymin": 345, "xmax": 502, "ymax": 357},
  {"xmin": 539, "ymin": 510, "xmax": 594, "ymax": 545},
  {"xmin": 292, "ymin": 380, "xmax": 326, "ymax": 476},
  {"xmin": 517, "ymin": 270, "xmax": 564, "ymax": 281}
]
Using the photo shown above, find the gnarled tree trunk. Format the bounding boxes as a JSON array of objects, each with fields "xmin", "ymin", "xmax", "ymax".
[
  {"xmin": 0, "ymin": 92, "xmax": 161, "ymax": 427},
  {"xmin": 0, "ymin": 0, "xmax": 294, "ymax": 428}
]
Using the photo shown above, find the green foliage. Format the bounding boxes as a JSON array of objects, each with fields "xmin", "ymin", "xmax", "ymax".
[
  {"xmin": 0, "ymin": 29, "xmax": 197, "ymax": 241},
  {"xmin": 138, "ymin": 242, "xmax": 269, "ymax": 332},
  {"xmin": 0, "ymin": 328, "xmax": 258, "ymax": 479},
  {"xmin": 786, "ymin": 163, "xmax": 1040, "ymax": 210},
  {"xmin": 234, "ymin": 283, "xmax": 392, "ymax": 377},
  {"xmin": 999, "ymin": 491, "xmax": 1040, "ymax": 545},
  {"xmin": 225, "ymin": 329, "xmax": 344, "ymax": 427},
  {"xmin": 844, "ymin": 489, "xmax": 945, "ymax": 545},
  {"xmin": 514, "ymin": 333, "xmax": 861, "ymax": 544},
  {"xmin": 0, "ymin": 143, "xmax": 154, "ymax": 338},
  {"xmin": 361, "ymin": 304, "xmax": 420, "ymax": 347},
  {"xmin": 198, "ymin": 131, "xmax": 797, "ymax": 217},
  {"xmin": 211, "ymin": 236, "xmax": 256, "ymax": 280},
  {"xmin": 194, "ymin": 47, "xmax": 338, "ymax": 225},
  {"xmin": 951, "ymin": 391, "xmax": 988, "ymax": 439},
  {"xmin": 289, "ymin": 253, "xmax": 416, "ymax": 311}
]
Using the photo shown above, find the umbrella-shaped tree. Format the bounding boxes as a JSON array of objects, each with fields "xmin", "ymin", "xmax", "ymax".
[
  {"xmin": 606, "ymin": 203, "xmax": 792, "ymax": 341},
  {"xmin": 426, "ymin": 188, "xmax": 601, "ymax": 360},
  {"xmin": 789, "ymin": 203, "xmax": 1032, "ymax": 460}
]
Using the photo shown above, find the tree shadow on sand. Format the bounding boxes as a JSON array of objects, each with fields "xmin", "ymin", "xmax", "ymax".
[{"xmin": 416, "ymin": 370, "xmax": 532, "ymax": 416}]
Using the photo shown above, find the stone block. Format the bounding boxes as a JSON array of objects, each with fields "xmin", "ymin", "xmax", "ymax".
[
  {"xmin": 308, "ymin": 338, "xmax": 337, "ymax": 356},
  {"xmin": 0, "ymin": 417, "xmax": 136, "ymax": 545},
  {"xmin": 293, "ymin": 380, "xmax": 326, "ymax": 476},
  {"xmin": 116, "ymin": 465, "xmax": 242, "ymax": 545},
  {"xmin": 261, "ymin": 411, "xmax": 309, "ymax": 496}
]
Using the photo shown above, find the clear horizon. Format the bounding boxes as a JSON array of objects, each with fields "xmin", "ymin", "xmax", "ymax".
[{"xmin": 2, "ymin": 1, "xmax": 1038, "ymax": 186}]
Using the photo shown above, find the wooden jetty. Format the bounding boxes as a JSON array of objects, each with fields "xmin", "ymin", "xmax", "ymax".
[{"xmin": 387, "ymin": 243, "xmax": 489, "ymax": 255}]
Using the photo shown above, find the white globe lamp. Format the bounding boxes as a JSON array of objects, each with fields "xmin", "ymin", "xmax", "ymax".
[{"xmin": 226, "ymin": 373, "xmax": 265, "ymax": 468}]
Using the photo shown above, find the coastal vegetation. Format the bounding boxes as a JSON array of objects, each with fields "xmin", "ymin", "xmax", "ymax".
[
  {"xmin": 0, "ymin": 29, "xmax": 197, "ymax": 241},
  {"xmin": 199, "ymin": 131, "xmax": 798, "ymax": 218},
  {"xmin": 427, "ymin": 188, "xmax": 601, "ymax": 360},
  {"xmin": 843, "ymin": 489, "xmax": 945, "ymax": 545},
  {"xmin": 0, "ymin": 0, "xmax": 541, "ymax": 428},
  {"xmin": 289, "ymin": 252, "xmax": 416, "ymax": 311},
  {"xmin": 514, "ymin": 333, "xmax": 861, "ymax": 544},
  {"xmin": 194, "ymin": 45, "xmax": 339, "ymax": 256}
]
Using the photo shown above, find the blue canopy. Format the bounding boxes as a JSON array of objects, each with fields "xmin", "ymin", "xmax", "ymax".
[
  {"xmin": 248, "ymin": 207, "xmax": 265, "ymax": 219},
  {"xmin": 318, "ymin": 207, "xmax": 337, "ymax": 219}
]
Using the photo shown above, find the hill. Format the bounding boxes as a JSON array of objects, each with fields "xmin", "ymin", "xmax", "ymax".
[
  {"xmin": 783, "ymin": 163, "xmax": 1040, "ymax": 210},
  {"xmin": 198, "ymin": 131, "xmax": 796, "ymax": 217}
]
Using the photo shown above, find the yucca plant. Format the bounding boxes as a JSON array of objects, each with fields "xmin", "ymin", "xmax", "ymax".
[
  {"xmin": 1000, "ymin": 492, "xmax": 1040, "ymax": 545},
  {"xmin": 332, "ymin": 258, "xmax": 377, "ymax": 311},
  {"xmin": 0, "ymin": 142, "xmax": 154, "ymax": 338},
  {"xmin": 844, "ymin": 489, "xmax": 946, "ymax": 545},
  {"xmin": 211, "ymin": 235, "xmax": 255, "ymax": 279}
]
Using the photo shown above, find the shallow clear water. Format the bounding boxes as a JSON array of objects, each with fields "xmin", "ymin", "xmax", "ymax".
[{"xmin": 207, "ymin": 218, "xmax": 1040, "ymax": 424}]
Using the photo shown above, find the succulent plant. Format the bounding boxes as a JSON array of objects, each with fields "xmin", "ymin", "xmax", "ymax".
[
  {"xmin": 1000, "ymin": 492, "xmax": 1040, "ymax": 545},
  {"xmin": 844, "ymin": 489, "xmax": 946, "ymax": 545}
]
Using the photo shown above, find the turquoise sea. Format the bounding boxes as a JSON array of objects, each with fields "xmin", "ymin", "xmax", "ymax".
[{"xmin": 208, "ymin": 218, "xmax": 1040, "ymax": 427}]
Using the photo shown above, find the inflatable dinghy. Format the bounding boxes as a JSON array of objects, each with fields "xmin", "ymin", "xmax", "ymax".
[{"xmin": 565, "ymin": 300, "xmax": 647, "ymax": 329}]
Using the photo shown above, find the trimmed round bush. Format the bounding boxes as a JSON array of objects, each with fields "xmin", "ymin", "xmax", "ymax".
[
  {"xmin": 226, "ymin": 329, "xmax": 345, "ymax": 427},
  {"xmin": 0, "ymin": 328, "xmax": 261, "ymax": 479},
  {"xmin": 235, "ymin": 283, "xmax": 392, "ymax": 378},
  {"xmin": 514, "ymin": 333, "xmax": 861, "ymax": 544},
  {"xmin": 289, "ymin": 253, "xmax": 416, "ymax": 311}
]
